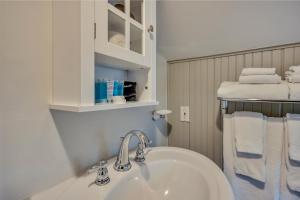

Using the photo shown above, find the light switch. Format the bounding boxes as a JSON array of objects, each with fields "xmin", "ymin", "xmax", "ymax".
[
  {"xmin": 180, "ymin": 106, "xmax": 190, "ymax": 122},
  {"xmin": 184, "ymin": 106, "xmax": 189, "ymax": 122}
]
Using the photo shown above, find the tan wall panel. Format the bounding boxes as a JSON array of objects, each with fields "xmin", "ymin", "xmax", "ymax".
[
  {"xmin": 214, "ymin": 58, "xmax": 223, "ymax": 167},
  {"xmin": 167, "ymin": 62, "xmax": 190, "ymax": 148},
  {"xmin": 253, "ymin": 52, "xmax": 262, "ymax": 67},
  {"xmin": 189, "ymin": 61, "xmax": 202, "ymax": 153},
  {"xmin": 262, "ymin": 51, "xmax": 272, "ymax": 67},
  {"xmin": 207, "ymin": 59, "xmax": 215, "ymax": 160}
]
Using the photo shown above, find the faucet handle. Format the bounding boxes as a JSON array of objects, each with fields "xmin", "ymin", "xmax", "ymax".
[
  {"xmin": 135, "ymin": 140, "xmax": 152, "ymax": 163},
  {"xmin": 95, "ymin": 160, "xmax": 110, "ymax": 186},
  {"xmin": 87, "ymin": 165, "xmax": 100, "ymax": 174},
  {"xmin": 87, "ymin": 160, "xmax": 108, "ymax": 174}
]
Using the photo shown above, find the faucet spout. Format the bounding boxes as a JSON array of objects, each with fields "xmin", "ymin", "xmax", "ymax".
[{"xmin": 114, "ymin": 130, "xmax": 151, "ymax": 172}]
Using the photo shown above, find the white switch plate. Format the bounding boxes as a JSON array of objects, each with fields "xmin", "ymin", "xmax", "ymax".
[{"xmin": 180, "ymin": 106, "xmax": 190, "ymax": 122}]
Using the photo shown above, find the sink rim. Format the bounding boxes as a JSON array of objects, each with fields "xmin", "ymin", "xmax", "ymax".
[
  {"xmin": 31, "ymin": 147, "xmax": 234, "ymax": 200},
  {"xmin": 104, "ymin": 147, "xmax": 234, "ymax": 200}
]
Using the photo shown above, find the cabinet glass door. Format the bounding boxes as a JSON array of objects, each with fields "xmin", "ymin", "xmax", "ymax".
[
  {"xmin": 130, "ymin": 0, "xmax": 143, "ymax": 24},
  {"xmin": 107, "ymin": 0, "xmax": 145, "ymax": 55},
  {"xmin": 108, "ymin": 11, "xmax": 126, "ymax": 48}
]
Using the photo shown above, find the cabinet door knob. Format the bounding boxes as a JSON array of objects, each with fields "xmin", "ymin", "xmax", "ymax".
[{"xmin": 147, "ymin": 25, "xmax": 154, "ymax": 33}]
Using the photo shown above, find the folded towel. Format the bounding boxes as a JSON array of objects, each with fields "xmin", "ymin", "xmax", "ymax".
[
  {"xmin": 287, "ymin": 74, "xmax": 300, "ymax": 83},
  {"xmin": 109, "ymin": 31, "xmax": 125, "ymax": 47},
  {"xmin": 234, "ymin": 152, "xmax": 266, "ymax": 183},
  {"xmin": 217, "ymin": 81, "xmax": 289, "ymax": 100},
  {"xmin": 289, "ymin": 65, "xmax": 300, "ymax": 73},
  {"xmin": 285, "ymin": 71, "xmax": 299, "ymax": 76},
  {"xmin": 232, "ymin": 112, "xmax": 267, "ymax": 182},
  {"xmin": 287, "ymin": 171, "xmax": 300, "ymax": 192},
  {"xmin": 241, "ymin": 68, "xmax": 276, "ymax": 76},
  {"xmin": 286, "ymin": 114, "xmax": 300, "ymax": 161},
  {"xmin": 285, "ymin": 71, "xmax": 292, "ymax": 80},
  {"xmin": 284, "ymin": 120, "xmax": 300, "ymax": 193},
  {"xmin": 239, "ymin": 74, "xmax": 281, "ymax": 84},
  {"xmin": 287, "ymin": 82, "xmax": 300, "ymax": 100},
  {"xmin": 233, "ymin": 111, "xmax": 265, "ymax": 155}
]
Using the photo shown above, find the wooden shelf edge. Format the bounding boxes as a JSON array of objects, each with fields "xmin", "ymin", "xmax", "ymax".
[
  {"xmin": 95, "ymin": 51, "xmax": 150, "ymax": 71},
  {"xmin": 49, "ymin": 101, "xmax": 159, "ymax": 112}
]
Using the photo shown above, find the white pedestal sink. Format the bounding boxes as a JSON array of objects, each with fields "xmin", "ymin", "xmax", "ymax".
[{"xmin": 31, "ymin": 147, "xmax": 234, "ymax": 200}]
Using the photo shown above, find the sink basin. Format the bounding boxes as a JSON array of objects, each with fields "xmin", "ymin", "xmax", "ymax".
[{"xmin": 32, "ymin": 147, "xmax": 234, "ymax": 200}]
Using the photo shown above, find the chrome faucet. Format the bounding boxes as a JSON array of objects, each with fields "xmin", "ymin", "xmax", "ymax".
[{"xmin": 114, "ymin": 130, "xmax": 151, "ymax": 172}]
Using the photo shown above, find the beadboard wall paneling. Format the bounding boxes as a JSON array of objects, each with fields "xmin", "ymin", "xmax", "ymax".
[
  {"xmin": 167, "ymin": 62, "xmax": 190, "ymax": 148},
  {"xmin": 167, "ymin": 43, "xmax": 300, "ymax": 167}
]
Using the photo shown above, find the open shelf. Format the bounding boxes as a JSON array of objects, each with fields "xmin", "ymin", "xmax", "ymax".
[
  {"xmin": 95, "ymin": 52, "xmax": 149, "ymax": 70},
  {"xmin": 50, "ymin": 100, "xmax": 158, "ymax": 112}
]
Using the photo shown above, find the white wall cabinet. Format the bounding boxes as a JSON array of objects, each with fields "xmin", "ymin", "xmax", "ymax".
[{"xmin": 50, "ymin": 0, "xmax": 157, "ymax": 112}]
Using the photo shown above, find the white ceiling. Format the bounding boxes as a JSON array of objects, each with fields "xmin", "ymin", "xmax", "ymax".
[{"xmin": 157, "ymin": 1, "xmax": 300, "ymax": 61}]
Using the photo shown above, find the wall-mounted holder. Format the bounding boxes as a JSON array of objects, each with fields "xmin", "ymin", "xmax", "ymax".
[{"xmin": 152, "ymin": 109, "xmax": 172, "ymax": 121}]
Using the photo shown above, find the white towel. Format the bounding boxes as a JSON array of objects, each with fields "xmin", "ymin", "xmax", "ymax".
[
  {"xmin": 109, "ymin": 31, "xmax": 125, "ymax": 47},
  {"xmin": 287, "ymin": 82, "xmax": 300, "ymax": 100},
  {"xmin": 286, "ymin": 114, "xmax": 300, "ymax": 162},
  {"xmin": 217, "ymin": 81, "xmax": 289, "ymax": 100},
  {"xmin": 233, "ymin": 151, "xmax": 266, "ymax": 183},
  {"xmin": 289, "ymin": 65, "xmax": 300, "ymax": 73},
  {"xmin": 239, "ymin": 74, "xmax": 281, "ymax": 84},
  {"xmin": 286, "ymin": 71, "xmax": 293, "ymax": 76},
  {"xmin": 287, "ymin": 74, "xmax": 300, "ymax": 83},
  {"xmin": 233, "ymin": 112, "xmax": 265, "ymax": 155},
  {"xmin": 224, "ymin": 115, "xmax": 283, "ymax": 200},
  {"xmin": 284, "ymin": 71, "xmax": 300, "ymax": 76},
  {"xmin": 232, "ymin": 112, "xmax": 267, "ymax": 183},
  {"xmin": 283, "ymin": 119, "xmax": 300, "ymax": 193},
  {"xmin": 241, "ymin": 68, "xmax": 276, "ymax": 76}
]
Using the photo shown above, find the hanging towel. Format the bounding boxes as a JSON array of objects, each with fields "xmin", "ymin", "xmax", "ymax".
[
  {"xmin": 289, "ymin": 65, "xmax": 300, "ymax": 73},
  {"xmin": 241, "ymin": 68, "xmax": 276, "ymax": 76},
  {"xmin": 224, "ymin": 115, "xmax": 283, "ymax": 200},
  {"xmin": 233, "ymin": 111, "xmax": 265, "ymax": 155},
  {"xmin": 286, "ymin": 114, "xmax": 300, "ymax": 162},
  {"xmin": 239, "ymin": 74, "xmax": 281, "ymax": 84},
  {"xmin": 283, "ymin": 119, "xmax": 300, "ymax": 193},
  {"xmin": 233, "ymin": 151, "xmax": 266, "ymax": 183},
  {"xmin": 287, "ymin": 82, "xmax": 300, "ymax": 100}
]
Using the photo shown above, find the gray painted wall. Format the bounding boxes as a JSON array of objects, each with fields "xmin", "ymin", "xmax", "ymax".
[
  {"xmin": 0, "ymin": 2, "xmax": 167, "ymax": 200},
  {"xmin": 158, "ymin": 1, "xmax": 300, "ymax": 61}
]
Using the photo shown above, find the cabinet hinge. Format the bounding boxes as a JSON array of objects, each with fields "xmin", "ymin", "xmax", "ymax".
[{"xmin": 94, "ymin": 23, "xmax": 96, "ymax": 39}]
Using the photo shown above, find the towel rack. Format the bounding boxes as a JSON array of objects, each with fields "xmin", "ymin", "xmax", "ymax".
[{"xmin": 218, "ymin": 97, "xmax": 300, "ymax": 115}]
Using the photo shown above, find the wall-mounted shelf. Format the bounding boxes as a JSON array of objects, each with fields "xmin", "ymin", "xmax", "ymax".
[
  {"xmin": 51, "ymin": 1, "xmax": 156, "ymax": 112},
  {"xmin": 50, "ymin": 101, "xmax": 158, "ymax": 112}
]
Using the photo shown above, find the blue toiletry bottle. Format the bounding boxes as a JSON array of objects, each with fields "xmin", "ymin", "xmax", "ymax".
[
  {"xmin": 113, "ymin": 80, "xmax": 119, "ymax": 96},
  {"xmin": 95, "ymin": 79, "xmax": 100, "ymax": 103},
  {"xmin": 107, "ymin": 80, "xmax": 114, "ymax": 103},
  {"xmin": 118, "ymin": 81, "xmax": 124, "ymax": 96},
  {"xmin": 99, "ymin": 79, "xmax": 108, "ymax": 103}
]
